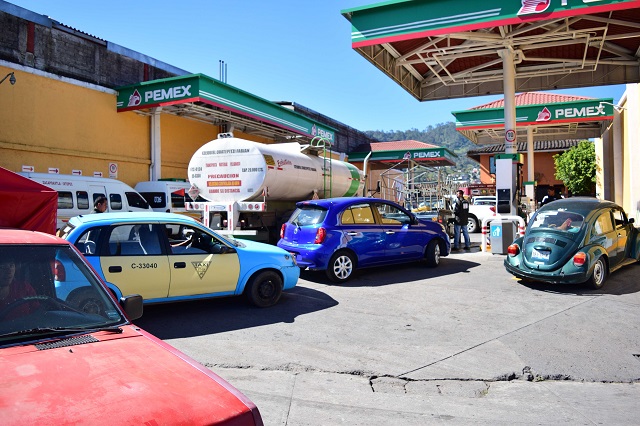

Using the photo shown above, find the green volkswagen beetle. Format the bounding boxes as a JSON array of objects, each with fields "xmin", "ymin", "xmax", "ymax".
[{"xmin": 504, "ymin": 197, "xmax": 640, "ymax": 289}]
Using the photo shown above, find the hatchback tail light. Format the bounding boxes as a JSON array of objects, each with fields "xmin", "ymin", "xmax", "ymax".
[
  {"xmin": 314, "ymin": 227, "xmax": 326, "ymax": 244},
  {"xmin": 507, "ymin": 244, "xmax": 520, "ymax": 256},
  {"xmin": 54, "ymin": 260, "xmax": 66, "ymax": 282},
  {"xmin": 280, "ymin": 223, "xmax": 286, "ymax": 239},
  {"xmin": 573, "ymin": 252, "xmax": 587, "ymax": 267}
]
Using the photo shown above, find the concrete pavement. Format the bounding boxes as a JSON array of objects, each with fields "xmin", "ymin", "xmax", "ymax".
[{"xmin": 137, "ymin": 232, "xmax": 640, "ymax": 425}]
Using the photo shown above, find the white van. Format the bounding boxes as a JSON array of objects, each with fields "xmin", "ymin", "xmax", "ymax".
[
  {"xmin": 135, "ymin": 180, "xmax": 204, "ymax": 217},
  {"xmin": 19, "ymin": 173, "xmax": 151, "ymax": 229}
]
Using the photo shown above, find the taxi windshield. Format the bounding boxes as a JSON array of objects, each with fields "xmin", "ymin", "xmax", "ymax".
[
  {"xmin": 0, "ymin": 244, "xmax": 125, "ymax": 345},
  {"xmin": 529, "ymin": 208, "xmax": 585, "ymax": 233}
]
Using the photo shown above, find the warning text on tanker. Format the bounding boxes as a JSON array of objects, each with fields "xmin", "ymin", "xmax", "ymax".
[{"xmin": 207, "ymin": 180, "xmax": 241, "ymax": 187}]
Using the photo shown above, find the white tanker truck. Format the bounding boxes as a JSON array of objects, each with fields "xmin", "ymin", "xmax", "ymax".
[{"xmin": 186, "ymin": 133, "xmax": 364, "ymax": 243}]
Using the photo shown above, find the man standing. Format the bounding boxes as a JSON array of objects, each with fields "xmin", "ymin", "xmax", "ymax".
[
  {"xmin": 452, "ymin": 190, "xmax": 471, "ymax": 251},
  {"xmin": 540, "ymin": 187, "xmax": 562, "ymax": 207}
]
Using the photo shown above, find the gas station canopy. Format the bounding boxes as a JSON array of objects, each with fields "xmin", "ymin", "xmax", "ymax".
[
  {"xmin": 342, "ymin": 0, "xmax": 640, "ymax": 101},
  {"xmin": 117, "ymin": 74, "xmax": 336, "ymax": 144},
  {"xmin": 348, "ymin": 141, "xmax": 457, "ymax": 167},
  {"xmin": 453, "ymin": 93, "xmax": 614, "ymax": 144}
]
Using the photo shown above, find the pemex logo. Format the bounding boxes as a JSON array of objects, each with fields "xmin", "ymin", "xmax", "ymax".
[
  {"xmin": 127, "ymin": 89, "xmax": 142, "ymax": 107},
  {"xmin": 536, "ymin": 107, "xmax": 552, "ymax": 122},
  {"xmin": 517, "ymin": 0, "xmax": 550, "ymax": 15},
  {"xmin": 191, "ymin": 261, "xmax": 211, "ymax": 279},
  {"xmin": 311, "ymin": 124, "xmax": 317, "ymax": 137}
]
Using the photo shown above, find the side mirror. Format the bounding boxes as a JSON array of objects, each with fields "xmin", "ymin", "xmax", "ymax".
[
  {"xmin": 629, "ymin": 218, "xmax": 635, "ymax": 224},
  {"xmin": 120, "ymin": 294, "xmax": 143, "ymax": 320}
]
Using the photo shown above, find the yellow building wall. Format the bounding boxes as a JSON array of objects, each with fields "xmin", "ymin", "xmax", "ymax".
[
  {"xmin": 158, "ymin": 114, "xmax": 219, "ymax": 180},
  {"xmin": 1, "ymin": 66, "xmax": 150, "ymax": 187},
  {"xmin": 1, "ymin": 66, "xmax": 287, "ymax": 188},
  {"xmin": 621, "ymin": 84, "xmax": 640, "ymax": 221}
]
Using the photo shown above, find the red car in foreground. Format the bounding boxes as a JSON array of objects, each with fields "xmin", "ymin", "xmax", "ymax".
[{"xmin": 0, "ymin": 229, "xmax": 263, "ymax": 425}]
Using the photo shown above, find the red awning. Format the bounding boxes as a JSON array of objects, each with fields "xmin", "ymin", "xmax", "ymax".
[{"xmin": 0, "ymin": 167, "xmax": 57, "ymax": 234}]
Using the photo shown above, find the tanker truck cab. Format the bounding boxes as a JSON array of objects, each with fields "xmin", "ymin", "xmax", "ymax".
[
  {"xmin": 135, "ymin": 180, "xmax": 206, "ymax": 220},
  {"xmin": 18, "ymin": 173, "xmax": 151, "ymax": 230}
]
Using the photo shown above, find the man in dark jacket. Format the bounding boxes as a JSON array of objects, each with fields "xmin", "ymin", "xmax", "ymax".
[
  {"xmin": 452, "ymin": 190, "xmax": 470, "ymax": 251},
  {"xmin": 540, "ymin": 187, "xmax": 563, "ymax": 207}
]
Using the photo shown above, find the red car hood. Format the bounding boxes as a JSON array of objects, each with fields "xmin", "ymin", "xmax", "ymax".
[{"xmin": 0, "ymin": 325, "xmax": 261, "ymax": 425}]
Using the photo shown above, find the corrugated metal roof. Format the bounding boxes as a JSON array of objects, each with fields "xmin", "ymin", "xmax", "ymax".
[
  {"xmin": 370, "ymin": 140, "xmax": 440, "ymax": 151},
  {"xmin": 471, "ymin": 92, "xmax": 594, "ymax": 110},
  {"xmin": 467, "ymin": 140, "xmax": 582, "ymax": 155}
]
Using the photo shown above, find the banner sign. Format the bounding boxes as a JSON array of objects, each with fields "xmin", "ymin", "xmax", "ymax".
[{"xmin": 343, "ymin": 0, "xmax": 640, "ymax": 47}]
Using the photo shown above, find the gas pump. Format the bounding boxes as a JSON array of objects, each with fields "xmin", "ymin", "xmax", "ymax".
[{"xmin": 494, "ymin": 153, "xmax": 523, "ymax": 215}]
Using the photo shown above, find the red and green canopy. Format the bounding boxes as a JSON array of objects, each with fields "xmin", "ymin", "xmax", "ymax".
[
  {"xmin": 343, "ymin": 0, "xmax": 640, "ymax": 47},
  {"xmin": 453, "ymin": 98, "xmax": 614, "ymax": 131},
  {"xmin": 117, "ymin": 74, "xmax": 336, "ymax": 142}
]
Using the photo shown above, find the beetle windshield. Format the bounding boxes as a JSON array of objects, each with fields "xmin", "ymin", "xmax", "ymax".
[
  {"xmin": 0, "ymin": 244, "xmax": 125, "ymax": 345},
  {"xmin": 528, "ymin": 208, "xmax": 585, "ymax": 233}
]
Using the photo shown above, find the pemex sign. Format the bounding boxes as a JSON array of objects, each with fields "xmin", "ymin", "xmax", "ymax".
[{"xmin": 453, "ymin": 98, "xmax": 615, "ymax": 130}]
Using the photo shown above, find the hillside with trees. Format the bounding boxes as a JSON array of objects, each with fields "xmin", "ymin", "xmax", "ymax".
[{"xmin": 364, "ymin": 122, "xmax": 481, "ymax": 180}]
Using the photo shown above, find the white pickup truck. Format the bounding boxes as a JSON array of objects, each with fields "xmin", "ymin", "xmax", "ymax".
[{"xmin": 467, "ymin": 196, "xmax": 497, "ymax": 233}]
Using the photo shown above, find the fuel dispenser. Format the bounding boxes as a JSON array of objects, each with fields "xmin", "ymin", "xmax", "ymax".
[{"xmin": 494, "ymin": 153, "xmax": 524, "ymax": 216}]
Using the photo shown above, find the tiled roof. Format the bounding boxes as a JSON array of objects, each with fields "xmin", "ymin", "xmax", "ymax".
[
  {"xmin": 471, "ymin": 92, "xmax": 594, "ymax": 110},
  {"xmin": 467, "ymin": 140, "xmax": 582, "ymax": 155},
  {"xmin": 369, "ymin": 140, "xmax": 440, "ymax": 151}
]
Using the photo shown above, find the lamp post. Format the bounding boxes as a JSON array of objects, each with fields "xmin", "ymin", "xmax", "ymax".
[{"xmin": 0, "ymin": 72, "xmax": 16, "ymax": 86}]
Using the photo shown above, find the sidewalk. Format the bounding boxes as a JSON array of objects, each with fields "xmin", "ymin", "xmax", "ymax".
[{"xmin": 224, "ymin": 369, "xmax": 640, "ymax": 425}]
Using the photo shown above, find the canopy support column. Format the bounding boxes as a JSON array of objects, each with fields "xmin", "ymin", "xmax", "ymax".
[
  {"xmin": 497, "ymin": 49, "xmax": 518, "ymax": 215},
  {"xmin": 150, "ymin": 107, "xmax": 162, "ymax": 181}
]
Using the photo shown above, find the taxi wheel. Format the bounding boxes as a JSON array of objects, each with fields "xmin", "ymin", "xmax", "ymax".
[
  {"xmin": 586, "ymin": 257, "xmax": 607, "ymax": 290},
  {"xmin": 245, "ymin": 271, "xmax": 283, "ymax": 308},
  {"xmin": 68, "ymin": 288, "xmax": 105, "ymax": 316}
]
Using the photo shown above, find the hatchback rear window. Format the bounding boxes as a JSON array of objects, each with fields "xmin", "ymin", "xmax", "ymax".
[{"xmin": 289, "ymin": 207, "xmax": 327, "ymax": 226}]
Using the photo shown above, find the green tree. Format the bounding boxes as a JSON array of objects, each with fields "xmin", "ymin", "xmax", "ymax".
[{"xmin": 553, "ymin": 140, "xmax": 596, "ymax": 196}]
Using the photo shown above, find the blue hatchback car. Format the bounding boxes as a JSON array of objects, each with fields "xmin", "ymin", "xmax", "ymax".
[{"xmin": 277, "ymin": 197, "xmax": 450, "ymax": 283}]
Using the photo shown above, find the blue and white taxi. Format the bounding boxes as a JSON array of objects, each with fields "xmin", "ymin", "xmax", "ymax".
[{"xmin": 59, "ymin": 212, "xmax": 299, "ymax": 308}]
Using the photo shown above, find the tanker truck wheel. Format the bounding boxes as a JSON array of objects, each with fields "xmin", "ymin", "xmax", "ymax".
[
  {"xmin": 245, "ymin": 271, "xmax": 283, "ymax": 308},
  {"xmin": 326, "ymin": 251, "xmax": 356, "ymax": 283}
]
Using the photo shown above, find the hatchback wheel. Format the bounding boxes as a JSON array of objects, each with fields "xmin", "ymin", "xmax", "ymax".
[
  {"xmin": 425, "ymin": 240, "xmax": 441, "ymax": 267},
  {"xmin": 326, "ymin": 251, "xmax": 355, "ymax": 283},
  {"xmin": 586, "ymin": 257, "xmax": 607, "ymax": 289}
]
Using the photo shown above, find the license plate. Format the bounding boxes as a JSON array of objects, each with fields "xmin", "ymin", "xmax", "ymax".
[{"xmin": 531, "ymin": 248, "xmax": 550, "ymax": 260}]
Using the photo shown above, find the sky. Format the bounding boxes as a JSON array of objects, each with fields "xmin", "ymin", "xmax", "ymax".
[{"xmin": 6, "ymin": 0, "xmax": 627, "ymax": 132}]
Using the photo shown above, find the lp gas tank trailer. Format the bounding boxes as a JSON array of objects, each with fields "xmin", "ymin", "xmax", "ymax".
[{"xmin": 186, "ymin": 134, "xmax": 364, "ymax": 243}]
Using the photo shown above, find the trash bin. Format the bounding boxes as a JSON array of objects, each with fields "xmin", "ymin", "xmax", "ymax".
[{"xmin": 490, "ymin": 219, "xmax": 515, "ymax": 255}]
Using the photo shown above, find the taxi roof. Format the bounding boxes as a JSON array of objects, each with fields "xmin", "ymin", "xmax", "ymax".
[{"xmin": 67, "ymin": 212, "xmax": 201, "ymax": 226}]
